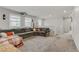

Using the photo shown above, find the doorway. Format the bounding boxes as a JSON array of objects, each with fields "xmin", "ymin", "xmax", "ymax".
[{"xmin": 63, "ymin": 16, "xmax": 72, "ymax": 33}]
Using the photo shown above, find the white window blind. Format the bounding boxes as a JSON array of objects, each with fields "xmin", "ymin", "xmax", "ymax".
[
  {"xmin": 25, "ymin": 17, "xmax": 32, "ymax": 27},
  {"xmin": 9, "ymin": 15, "xmax": 21, "ymax": 27}
]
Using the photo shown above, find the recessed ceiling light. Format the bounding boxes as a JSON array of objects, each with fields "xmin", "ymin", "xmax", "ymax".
[{"xmin": 64, "ymin": 10, "xmax": 66, "ymax": 13}]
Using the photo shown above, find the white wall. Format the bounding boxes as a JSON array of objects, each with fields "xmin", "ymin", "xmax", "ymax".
[
  {"xmin": 72, "ymin": 7, "xmax": 79, "ymax": 50},
  {"xmin": 44, "ymin": 16, "xmax": 64, "ymax": 35},
  {"xmin": 0, "ymin": 7, "xmax": 9, "ymax": 29}
]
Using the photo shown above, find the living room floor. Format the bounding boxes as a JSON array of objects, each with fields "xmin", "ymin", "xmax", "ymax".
[{"xmin": 18, "ymin": 34, "xmax": 78, "ymax": 52}]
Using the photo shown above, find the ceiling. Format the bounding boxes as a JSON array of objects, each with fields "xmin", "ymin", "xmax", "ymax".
[{"xmin": 3, "ymin": 6, "xmax": 74, "ymax": 19}]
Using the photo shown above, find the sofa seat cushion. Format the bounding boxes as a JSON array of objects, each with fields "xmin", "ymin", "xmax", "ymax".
[{"xmin": 17, "ymin": 31, "xmax": 33, "ymax": 35}]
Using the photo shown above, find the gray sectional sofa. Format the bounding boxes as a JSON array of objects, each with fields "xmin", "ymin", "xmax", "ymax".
[{"xmin": 0, "ymin": 28, "xmax": 50, "ymax": 39}]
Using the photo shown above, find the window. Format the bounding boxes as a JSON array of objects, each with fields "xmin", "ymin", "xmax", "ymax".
[
  {"xmin": 9, "ymin": 15, "xmax": 21, "ymax": 27},
  {"xmin": 25, "ymin": 17, "xmax": 32, "ymax": 27},
  {"xmin": 37, "ymin": 19, "xmax": 43, "ymax": 27}
]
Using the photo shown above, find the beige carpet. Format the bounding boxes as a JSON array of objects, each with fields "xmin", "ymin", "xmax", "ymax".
[{"xmin": 19, "ymin": 35, "xmax": 78, "ymax": 52}]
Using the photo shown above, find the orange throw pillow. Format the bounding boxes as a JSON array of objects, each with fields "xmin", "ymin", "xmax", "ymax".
[{"xmin": 6, "ymin": 32, "xmax": 14, "ymax": 36}]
